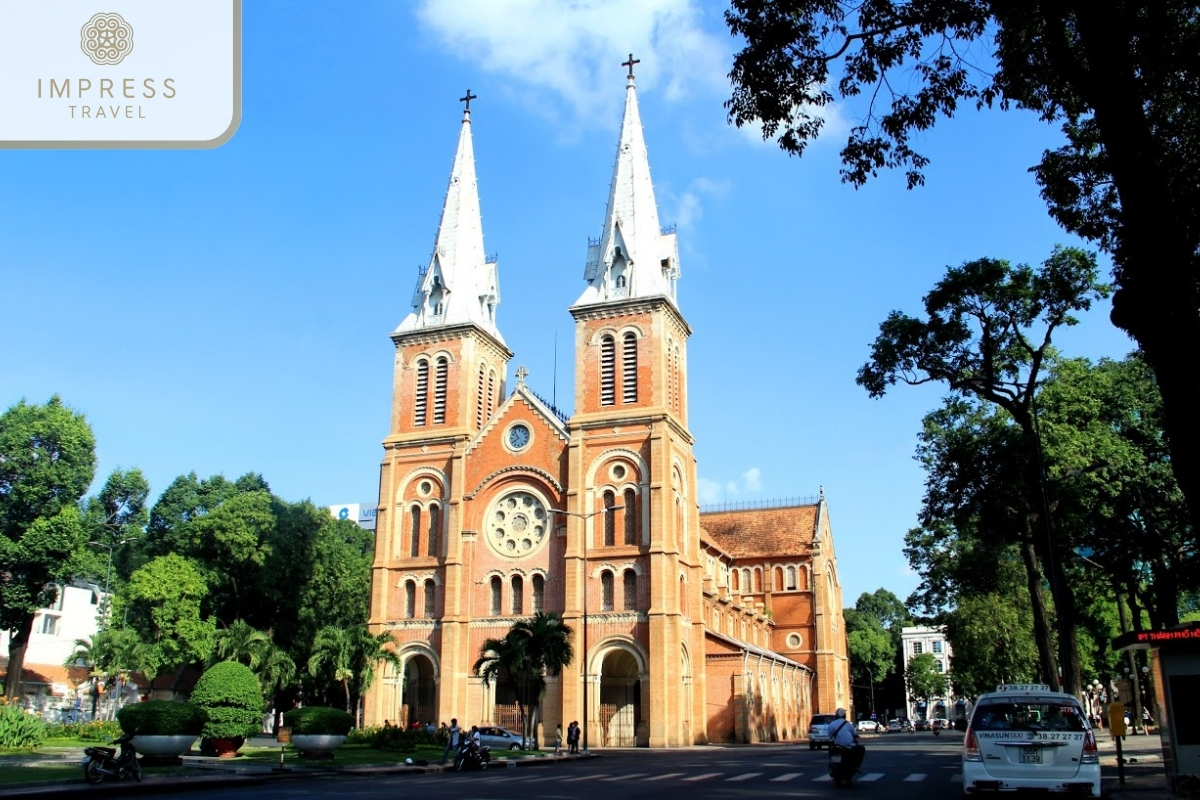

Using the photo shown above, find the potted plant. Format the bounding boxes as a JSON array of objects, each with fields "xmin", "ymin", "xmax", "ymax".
[
  {"xmin": 117, "ymin": 700, "xmax": 207, "ymax": 765},
  {"xmin": 282, "ymin": 707, "xmax": 353, "ymax": 759},
  {"xmin": 190, "ymin": 662, "xmax": 263, "ymax": 758}
]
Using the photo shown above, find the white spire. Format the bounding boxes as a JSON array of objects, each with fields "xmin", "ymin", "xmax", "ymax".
[
  {"xmin": 396, "ymin": 92, "xmax": 504, "ymax": 343},
  {"xmin": 577, "ymin": 57, "xmax": 680, "ymax": 308}
]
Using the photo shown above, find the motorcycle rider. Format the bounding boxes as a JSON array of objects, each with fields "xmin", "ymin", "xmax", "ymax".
[{"xmin": 828, "ymin": 708, "xmax": 864, "ymax": 773}]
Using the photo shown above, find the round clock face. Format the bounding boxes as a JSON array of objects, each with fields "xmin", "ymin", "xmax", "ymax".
[
  {"xmin": 487, "ymin": 490, "xmax": 549, "ymax": 558},
  {"xmin": 508, "ymin": 424, "xmax": 531, "ymax": 450}
]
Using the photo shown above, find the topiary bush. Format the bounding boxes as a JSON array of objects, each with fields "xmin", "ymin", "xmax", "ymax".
[
  {"xmin": 0, "ymin": 705, "xmax": 46, "ymax": 750},
  {"xmin": 189, "ymin": 662, "xmax": 263, "ymax": 740},
  {"xmin": 118, "ymin": 700, "xmax": 207, "ymax": 736},
  {"xmin": 282, "ymin": 707, "xmax": 353, "ymax": 736}
]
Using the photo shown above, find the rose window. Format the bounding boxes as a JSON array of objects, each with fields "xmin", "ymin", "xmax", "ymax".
[{"xmin": 487, "ymin": 490, "xmax": 549, "ymax": 558}]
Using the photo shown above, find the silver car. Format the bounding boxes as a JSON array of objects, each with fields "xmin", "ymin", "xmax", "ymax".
[
  {"xmin": 962, "ymin": 684, "xmax": 1100, "ymax": 796},
  {"xmin": 476, "ymin": 726, "xmax": 527, "ymax": 751}
]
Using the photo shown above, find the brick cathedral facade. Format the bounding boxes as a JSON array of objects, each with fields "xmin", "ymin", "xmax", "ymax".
[{"xmin": 364, "ymin": 70, "xmax": 850, "ymax": 746}]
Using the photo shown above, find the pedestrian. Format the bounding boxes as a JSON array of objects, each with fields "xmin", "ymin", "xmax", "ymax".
[
  {"xmin": 555, "ymin": 723, "xmax": 563, "ymax": 755},
  {"xmin": 441, "ymin": 718, "xmax": 460, "ymax": 765},
  {"xmin": 567, "ymin": 720, "xmax": 580, "ymax": 754}
]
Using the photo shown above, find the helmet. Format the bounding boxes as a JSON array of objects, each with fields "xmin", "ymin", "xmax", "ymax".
[{"xmin": 835, "ymin": 708, "xmax": 847, "ymax": 719}]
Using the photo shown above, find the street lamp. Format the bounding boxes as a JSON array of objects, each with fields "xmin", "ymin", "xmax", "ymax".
[
  {"xmin": 547, "ymin": 503, "xmax": 623, "ymax": 753},
  {"xmin": 87, "ymin": 536, "xmax": 138, "ymax": 623}
]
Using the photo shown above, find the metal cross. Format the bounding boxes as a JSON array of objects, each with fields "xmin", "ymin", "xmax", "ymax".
[
  {"xmin": 459, "ymin": 89, "xmax": 477, "ymax": 111},
  {"xmin": 515, "ymin": 365, "xmax": 529, "ymax": 383},
  {"xmin": 622, "ymin": 53, "xmax": 640, "ymax": 79}
]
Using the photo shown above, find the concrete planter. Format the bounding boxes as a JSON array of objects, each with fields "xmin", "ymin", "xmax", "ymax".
[
  {"xmin": 131, "ymin": 734, "xmax": 197, "ymax": 756},
  {"xmin": 292, "ymin": 734, "xmax": 347, "ymax": 758}
]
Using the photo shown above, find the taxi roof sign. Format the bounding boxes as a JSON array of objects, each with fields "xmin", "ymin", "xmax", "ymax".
[{"xmin": 995, "ymin": 683, "xmax": 1051, "ymax": 693}]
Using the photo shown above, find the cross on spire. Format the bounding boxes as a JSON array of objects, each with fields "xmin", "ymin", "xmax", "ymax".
[
  {"xmin": 622, "ymin": 53, "xmax": 640, "ymax": 80},
  {"xmin": 459, "ymin": 89, "xmax": 477, "ymax": 112},
  {"xmin": 515, "ymin": 365, "xmax": 529, "ymax": 384}
]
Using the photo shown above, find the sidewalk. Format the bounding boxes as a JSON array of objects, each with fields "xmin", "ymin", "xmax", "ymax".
[{"xmin": 1097, "ymin": 731, "xmax": 1179, "ymax": 800}]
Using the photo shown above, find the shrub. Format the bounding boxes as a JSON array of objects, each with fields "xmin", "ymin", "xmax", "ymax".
[
  {"xmin": 282, "ymin": 707, "xmax": 353, "ymax": 736},
  {"xmin": 118, "ymin": 701, "xmax": 207, "ymax": 736},
  {"xmin": 0, "ymin": 706, "xmax": 46, "ymax": 750},
  {"xmin": 345, "ymin": 725, "xmax": 379, "ymax": 745},
  {"xmin": 369, "ymin": 725, "xmax": 440, "ymax": 751},
  {"xmin": 45, "ymin": 719, "xmax": 121, "ymax": 741},
  {"xmin": 190, "ymin": 662, "xmax": 262, "ymax": 740}
]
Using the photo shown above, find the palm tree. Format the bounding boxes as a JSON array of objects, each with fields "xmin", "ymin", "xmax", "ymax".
[
  {"xmin": 353, "ymin": 630, "xmax": 400, "ymax": 728},
  {"xmin": 211, "ymin": 619, "xmax": 270, "ymax": 669},
  {"xmin": 308, "ymin": 626, "xmax": 357, "ymax": 714},
  {"xmin": 65, "ymin": 629, "xmax": 151, "ymax": 719}
]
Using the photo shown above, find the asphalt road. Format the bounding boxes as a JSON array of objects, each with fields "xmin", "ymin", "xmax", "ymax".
[{"xmin": 143, "ymin": 732, "xmax": 968, "ymax": 800}]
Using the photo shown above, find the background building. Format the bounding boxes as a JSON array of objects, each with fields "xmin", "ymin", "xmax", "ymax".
[{"xmin": 901, "ymin": 625, "xmax": 955, "ymax": 722}]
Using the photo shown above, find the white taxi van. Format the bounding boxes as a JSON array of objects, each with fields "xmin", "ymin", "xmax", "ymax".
[{"xmin": 962, "ymin": 684, "xmax": 1100, "ymax": 796}]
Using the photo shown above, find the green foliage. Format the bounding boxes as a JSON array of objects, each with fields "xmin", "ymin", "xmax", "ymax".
[
  {"xmin": 44, "ymin": 719, "xmax": 121, "ymax": 742},
  {"xmin": 941, "ymin": 578, "xmax": 1042, "ymax": 698},
  {"xmin": 190, "ymin": 661, "xmax": 263, "ymax": 739},
  {"xmin": 126, "ymin": 553, "xmax": 215, "ymax": 672},
  {"xmin": 117, "ymin": 700, "xmax": 207, "ymax": 736},
  {"xmin": 0, "ymin": 705, "xmax": 46, "ymax": 750},
  {"xmin": 282, "ymin": 706, "xmax": 353, "ymax": 736},
  {"xmin": 906, "ymin": 652, "xmax": 949, "ymax": 703},
  {"xmin": 366, "ymin": 725, "xmax": 441, "ymax": 751}
]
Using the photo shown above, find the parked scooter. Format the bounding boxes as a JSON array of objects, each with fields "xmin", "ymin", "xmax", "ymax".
[
  {"xmin": 82, "ymin": 732, "xmax": 141, "ymax": 784},
  {"xmin": 453, "ymin": 739, "xmax": 491, "ymax": 771},
  {"xmin": 827, "ymin": 743, "xmax": 863, "ymax": 787}
]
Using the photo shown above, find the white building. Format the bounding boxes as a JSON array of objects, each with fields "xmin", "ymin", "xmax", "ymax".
[{"xmin": 901, "ymin": 625, "xmax": 956, "ymax": 721}]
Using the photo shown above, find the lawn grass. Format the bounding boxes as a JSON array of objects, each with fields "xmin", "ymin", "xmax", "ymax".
[{"xmin": 0, "ymin": 763, "xmax": 81, "ymax": 785}]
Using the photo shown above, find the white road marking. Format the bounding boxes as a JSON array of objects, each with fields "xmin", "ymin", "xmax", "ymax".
[
  {"xmin": 727, "ymin": 772, "xmax": 762, "ymax": 781},
  {"xmin": 814, "ymin": 774, "xmax": 833, "ymax": 782},
  {"xmin": 683, "ymin": 772, "xmax": 723, "ymax": 782},
  {"xmin": 904, "ymin": 773, "xmax": 927, "ymax": 781},
  {"xmin": 562, "ymin": 774, "xmax": 603, "ymax": 782},
  {"xmin": 601, "ymin": 773, "xmax": 648, "ymax": 781},
  {"xmin": 860, "ymin": 772, "xmax": 885, "ymax": 781},
  {"xmin": 645, "ymin": 772, "xmax": 685, "ymax": 781},
  {"xmin": 771, "ymin": 772, "xmax": 802, "ymax": 782}
]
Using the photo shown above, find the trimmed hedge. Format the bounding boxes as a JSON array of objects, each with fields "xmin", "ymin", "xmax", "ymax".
[
  {"xmin": 45, "ymin": 720, "xmax": 121, "ymax": 741},
  {"xmin": 282, "ymin": 707, "xmax": 353, "ymax": 736},
  {"xmin": 190, "ymin": 662, "xmax": 262, "ymax": 740},
  {"xmin": 0, "ymin": 705, "xmax": 46, "ymax": 750},
  {"xmin": 118, "ymin": 700, "xmax": 207, "ymax": 736}
]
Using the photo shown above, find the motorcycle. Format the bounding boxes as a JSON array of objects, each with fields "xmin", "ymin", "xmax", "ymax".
[
  {"xmin": 82, "ymin": 732, "xmax": 141, "ymax": 784},
  {"xmin": 452, "ymin": 739, "xmax": 491, "ymax": 771},
  {"xmin": 827, "ymin": 743, "xmax": 863, "ymax": 787}
]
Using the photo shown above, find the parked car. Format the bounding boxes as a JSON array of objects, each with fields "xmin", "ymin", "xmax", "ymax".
[
  {"xmin": 887, "ymin": 719, "xmax": 902, "ymax": 733},
  {"xmin": 476, "ymin": 726, "xmax": 526, "ymax": 751},
  {"xmin": 808, "ymin": 713, "xmax": 839, "ymax": 750},
  {"xmin": 962, "ymin": 684, "xmax": 1099, "ymax": 796},
  {"xmin": 857, "ymin": 719, "xmax": 881, "ymax": 733}
]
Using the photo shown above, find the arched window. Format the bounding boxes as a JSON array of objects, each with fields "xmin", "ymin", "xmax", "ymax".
[
  {"xmin": 753, "ymin": 568, "xmax": 763, "ymax": 593},
  {"xmin": 623, "ymin": 488, "xmax": 637, "ymax": 545},
  {"xmin": 414, "ymin": 359, "xmax": 429, "ymax": 426},
  {"xmin": 786, "ymin": 566, "xmax": 797, "ymax": 591},
  {"xmin": 487, "ymin": 369, "xmax": 496, "ymax": 418},
  {"xmin": 490, "ymin": 576, "xmax": 502, "ymax": 616},
  {"xmin": 427, "ymin": 504, "xmax": 440, "ymax": 557},
  {"xmin": 410, "ymin": 506, "xmax": 422, "ymax": 558},
  {"xmin": 512, "ymin": 575, "xmax": 524, "ymax": 615},
  {"xmin": 532, "ymin": 574, "xmax": 545, "ymax": 613},
  {"xmin": 433, "ymin": 356, "xmax": 448, "ymax": 424},
  {"xmin": 731, "ymin": 570, "xmax": 740, "ymax": 592},
  {"xmin": 404, "ymin": 581, "xmax": 415, "ymax": 619},
  {"xmin": 423, "ymin": 579, "xmax": 436, "ymax": 618},
  {"xmin": 622, "ymin": 332, "xmax": 637, "ymax": 403},
  {"xmin": 601, "ymin": 571, "xmax": 614, "ymax": 611},
  {"xmin": 774, "ymin": 566, "xmax": 784, "ymax": 592},
  {"xmin": 741, "ymin": 568, "xmax": 751, "ymax": 592},
  {"xmin": 603, "ymin": 491, "xmax": 616, "ymax": 547},
  {"xmin": 476, "ymin": 364, "xmax": 486, "ymax": 428},
  {"xmin": 623, "ymin": 569, "xmax": 637, "ymax": 610},
  {"xmin": 600, "ymin": 335, "xmax": 615, "ymax": 406}
]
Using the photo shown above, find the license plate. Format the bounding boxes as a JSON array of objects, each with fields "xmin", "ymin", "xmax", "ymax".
[
  {"xmin": 829, "ymin": 754, "xmax": 842, "ymax": 764},
  {"xmin": 1019, "ymin": 747, "xmax": 1042, "ymax": 764}
]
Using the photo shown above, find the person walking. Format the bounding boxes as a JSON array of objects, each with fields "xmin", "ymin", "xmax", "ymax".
[
  {"xmin": 555, "ymin": 723, "xmax": 563, "ymax": 755},
  {"xmin": 567, "ymin": 721, "xmax": 580, "ymax": 754},
  {"xmin": 441, "ymin": 718, "xmax": 460, "ymax": 765}
]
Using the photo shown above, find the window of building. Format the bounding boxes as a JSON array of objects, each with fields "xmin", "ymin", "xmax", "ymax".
[
  {"xmin": 423, "ymin": 579, "xmax": 436, "ymax": 618},
  {"xmin": 600, "ymin": 335, "xmax": 615, "ymax": 406},
  {"xmin": 934, "ymin": 659, "xmax": 945, "ymax": 673},
  {"xmin": 512, "ymin": 575, "xmax": 524, "ymax": 615},
  {"xmin": 39, "ymin": 614, "xmax": 60, "ymax": 636},
  {"xmin": 433, "ymin": 356, "xmax": 448, "ymax": 424},
  {"xmin": 622, "ymin": 332, "xmax": 637, "ymax": 403},
  {"xmin": 932, "ymin": 640, "xmax": 943, "ymax": 654},
  {"xmin": 404, "ymin": 581, "xmax": 416, "ymax": 619},
  {"xmin": 476, "ymin": 365, "xmax": 486, "ymax": 428},
  {"xmin": 410, "ymin": 506, "xmax": 422, "ymax": 558},
  {"xmin": 601, "ymin": 571, "xmax": 614, "ymax": 611},
  {"xmin": 786, "ymin": 566, "xmax": 797, "ymax": 590},
  {"xmin": 603, "ymin": 491, "xmax": 616, "ymax": 547},
  {"xmin": 532, "ymin": 574, "xmax": 545, "ymax": 613},
  {"xmin": 414, "ymin": 359, "xmax": 429, "ymax": 426},
  {"xmin": 487, "ymin": 369, "xmax": 496, "ymax": 418},
  {"xmin": 623, "ymin": 569, "xmax": 637, "ymax": 610},
  {"xmin": 913, "ymin": 641, "xmax": 924, "ymax": 655},
  {"xmin": 427, "ymin": 504, "xmax": 440, "ymax": 557},
  {"xmin": 623, "ymin": 488, "xmax": 637, "ymax": 545},
  {"xmin": 490, "ymin": 576, "xmax": 502, "ymax": 616}
]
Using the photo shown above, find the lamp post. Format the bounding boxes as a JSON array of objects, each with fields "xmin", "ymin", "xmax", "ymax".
[
  {"xmin": 548, "ymin": 503, "xmax": 623, "ymax": 753},
  {"xmin": 87, "ymin": 536, "xmax": 137, "ymax": 624}
]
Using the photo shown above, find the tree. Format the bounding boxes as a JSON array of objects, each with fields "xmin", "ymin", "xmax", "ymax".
[
  {"xmin": 212, "ymin": 619, "xmax": 271, "ymax": 669},
  {"xmin": 845, "ymin": 589, "xmax": 911, "ymax": 715},
  {"xmin": 725, "ymin": 0, "xmax": 1200, "ymax": 539},
  {"xmin": 125, "ymin": 554, "xmax": 216, "ymax": 673},
  {"xmin": 906, "ymin": 652, "xmax": 950, "ymax": 710},
  {"xmin": 352, "ymin": 630, "xmax": 400, "ymax": 727},
  {"xmin": 940, "ymin": 581, "xmax": 1042, "ymax": 699},
  {"xmin": 0, "ymin": 396, "xmax": 96, "ymax": 699},
  {"xmin": 858, "ymin": 248, "xmax": 1108, "ymax": 694}
]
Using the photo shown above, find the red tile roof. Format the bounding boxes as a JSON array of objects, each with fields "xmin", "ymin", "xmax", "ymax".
[
  {"xmin": 0, "ymin": 657, "xmax": 92, "ymax": 689},
  {"xmin": 700, "ymin": 504, "xmax": 818, "ymax": 559}
]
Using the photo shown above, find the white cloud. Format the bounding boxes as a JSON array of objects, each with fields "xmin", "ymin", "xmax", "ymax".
[
  {"xmin": 697, "ymin": 466, "xmax": 765, "ymax": 505},
  {"xmin": 664, "ymin": 176, "xmax": 730, "ymax": 231},
  {"xmin": 415, "ymin": 0, "xmax": 729, "ymax": 126},
  {"xmin": 742, "ymin": 466, "xmax": 762, "ymax": 492},
  {"xmin": 697, "ymin": 477, "xmax": 722, "ymax": 505},
  {"xmin": 733, "ymin": 96, "xmax": 853, "ymax": 149}
]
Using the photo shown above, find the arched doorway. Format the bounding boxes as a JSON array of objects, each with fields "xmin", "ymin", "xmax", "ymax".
[
  {"xmin": 599, "ymin": 649, "xmax": 641, "ymax": 747},
  {"xmin": 401, "ymin": 654, "xmax": 437, "ymax": 727}
]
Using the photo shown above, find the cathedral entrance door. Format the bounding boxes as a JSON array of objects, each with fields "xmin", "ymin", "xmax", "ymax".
[
  {"xmin": 599, "ymin": 650, "xmax": 640, "ymax": 747},
  {"xmin": 401, "ymin": 655, "xmax": 437, "ymax": 727}
]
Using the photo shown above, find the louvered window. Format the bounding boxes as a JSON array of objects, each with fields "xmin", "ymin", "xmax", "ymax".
[
  {"xmin": 622, "ymin": 332, "xmax": 637, "ymax": 403},
  {"xmin": 512, "ymin": 575, "xmax": 523, "ymax": 615},
  {"xmin": 423, "ymin": 579, "xmax": 436, "ymax": 618},
  {"xmin": 623, "ymin": 488, "xmax": 637, "ymax": 545},
  {"xmin": 427, "ymin": 504, "xmax": 440, "ymax": 557},
  {"xmin": 603, "ymin": 491, "xmax": 616, "ymax": 547},
  {"xmin": 601, "ymin": 571, "xmax": 614, "ymax": 611},
  {"xmin": 410, "ymin": 506, "xmax": 422, "ymax": 558},
  {"xmin": 434, "ymin": 357, "xmax": 448, "ymax": 424},
  {"xmin": 490, "ymin": 577, "xmax": 502, "ymax": 616},
  {"xmin": 404, "ymin": 581, "xmax": 416, "ymax": 619},
  {"xmin": 600, "ymin": 335, "xmax": 615, "ymax": 406},
  {"xmin": 532, "ymin": 574, "xmax": 544, "ymax": 612},
  {"xmin": 487, "ymin": 370, "xmax": 496, "ymax": 417},
  {"xmin": 414, "ymin": 359, "xmax": 429, "ymax": 426},
  {"xmin": 476, "ymin": 365, "xmax": 486, "ymax": 427},
  {"xmin": 623, "ymin": 570, "xmax": 637, "ymax": 610}
]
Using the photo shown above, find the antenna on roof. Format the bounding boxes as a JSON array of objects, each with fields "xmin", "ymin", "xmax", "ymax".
[{"xmin": 553, "ymin": 330, "xmax": 558, "ymax": 409}]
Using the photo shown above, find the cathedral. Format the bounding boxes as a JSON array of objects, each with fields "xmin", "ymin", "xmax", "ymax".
[{"xmin": 365, "ymin": 64, "xmax": 850, "ymax": 747}]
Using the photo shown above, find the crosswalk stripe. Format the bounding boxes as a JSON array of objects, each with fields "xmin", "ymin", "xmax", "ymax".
[
  {"xmin": 904, "ymin": 773, "xmax": 927, "ymax": 782},
  {"xmin": 771, "ymin": 772, "xmax": 802, "ymax": 782},
  {"xmin": 646, "ymin": 772, "xmax": 685, "ymax": 781},
  {"xmin": 601, "ymin": 773, "xmax": 648, "ymax": 781},
  {"xmin": 814, "ymin": 774, "xmax": 833, "ymax": 782},
  {"xmin": 562, "ymin": 774, "xmax": 603, "ymax": 782},
  {"xmin": 727, "ymin": 772, "xmax": 762, "ymax": 782},
  {"xmin": 860, "ymin": 772, "xmax": 885, "ymax": 781},
  {"xmin": 683, "ymin": 772, "xmax": 723, "ymax": 782}
]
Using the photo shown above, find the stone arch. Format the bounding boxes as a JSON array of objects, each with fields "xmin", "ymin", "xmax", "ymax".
[
  {"xmin": 589, "ymin": 636, "xmax": 648, "ymax": 748},
  {"xmin": 383, "ymin": 641, "xmax": 439, "ymax": 728}
]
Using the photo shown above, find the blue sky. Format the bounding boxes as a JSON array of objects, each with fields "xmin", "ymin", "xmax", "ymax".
[{"xmin": 0, "ymin": 1, "xmax": 1133, "ymax": 606}]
